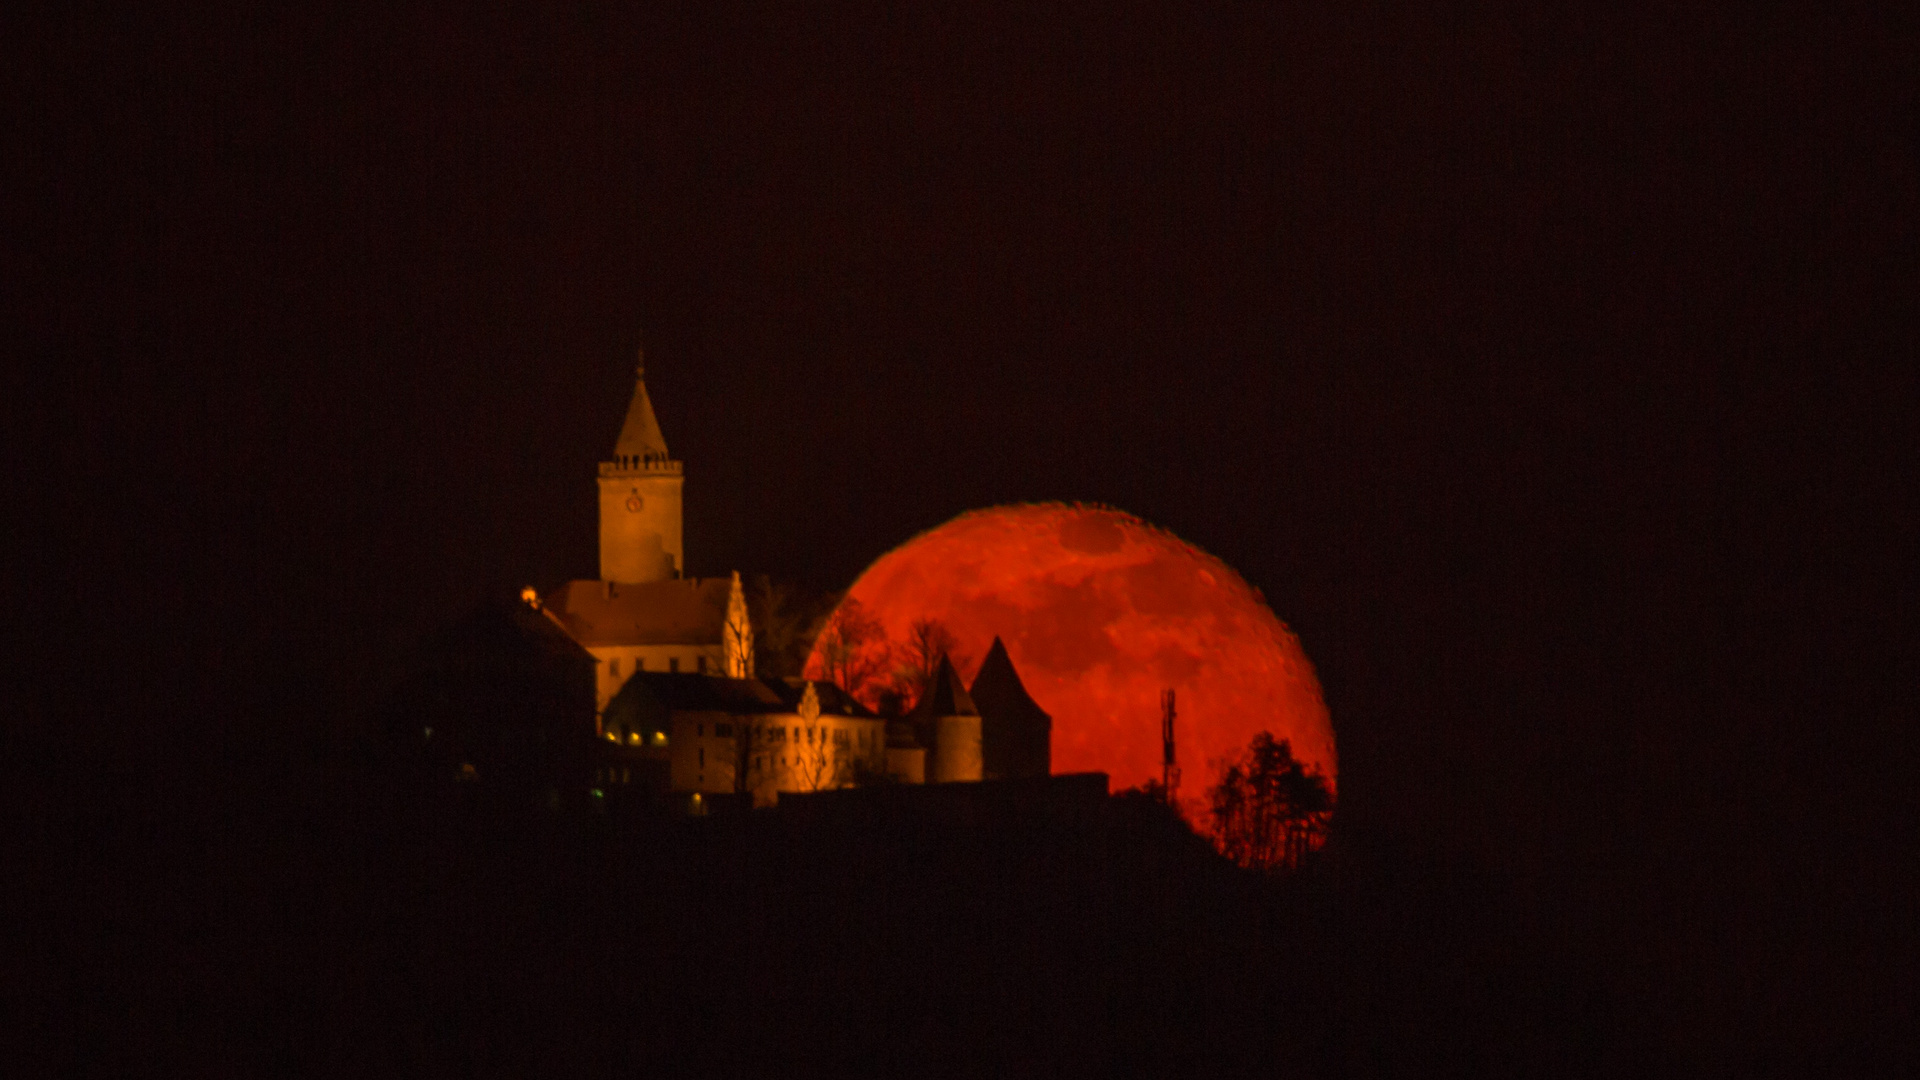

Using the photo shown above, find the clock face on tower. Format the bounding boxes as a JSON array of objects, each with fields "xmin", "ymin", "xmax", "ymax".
[{"xmin": 625, "ymin": 492, "xmax": 644, "ymax": 513}]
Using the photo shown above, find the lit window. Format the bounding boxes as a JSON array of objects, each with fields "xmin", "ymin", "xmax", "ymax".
[{"xmin": 628, "ymin": 731, "xmax": 641, "ymax": 745}]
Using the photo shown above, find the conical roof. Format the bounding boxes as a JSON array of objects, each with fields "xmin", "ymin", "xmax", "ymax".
[
  {"xmin": 613, "ymin": 351, "xmax": 669, "ymax": 458},
  {"xmin": 969, "ymin": 635, "xmax": 1052, "ymax": 780},
  {"xmin": 969, "ymin": 636, "xmax": 1049, "ymax": 721},
  {"xmin": 908, "ymin": 654, "xmax": 978, "ymax": 719}
]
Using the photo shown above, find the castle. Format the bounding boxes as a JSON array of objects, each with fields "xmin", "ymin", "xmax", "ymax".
[{"xmin": 510, "ymin": 354, "xmax": 1052, "ymax": 811}]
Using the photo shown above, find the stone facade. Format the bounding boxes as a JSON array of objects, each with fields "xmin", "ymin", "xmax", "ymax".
[{"xmin": 537, "ymin": 351, "xmax": 1051, "ymax": 809}]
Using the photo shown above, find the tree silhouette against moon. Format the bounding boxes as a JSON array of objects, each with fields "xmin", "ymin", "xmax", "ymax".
[{"xmin": 808, "ymin": 504, "xmax": 1335, "ymax": 795}]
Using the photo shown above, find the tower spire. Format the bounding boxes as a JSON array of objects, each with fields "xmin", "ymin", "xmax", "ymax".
[
  {"xmin": 598, "ymin": 345, "xmax": 684, "ymax": 583},
  {"xmin": 614, "ymin": 351, "xmax": 669, "ymax": 460}
]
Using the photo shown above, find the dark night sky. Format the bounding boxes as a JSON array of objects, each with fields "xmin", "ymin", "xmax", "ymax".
[{"xmin": 7, "ymin": 2, "xmax": 1917, "ymax": 1052}]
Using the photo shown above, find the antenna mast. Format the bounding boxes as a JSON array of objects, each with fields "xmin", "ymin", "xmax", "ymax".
[{"xmin": 1160, "ymin": 688, "xmax": 1179, "ymax": 806}]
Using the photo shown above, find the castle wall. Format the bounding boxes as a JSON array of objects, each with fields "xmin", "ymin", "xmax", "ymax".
[
  {"xmin": 931, "ymin": 714, "xmax": 983, "ymax": 783},
  {"xmin": 669, "ymin": 712, "xmax": 886, "ymax": 801},
  {"xmin": 886, "ymin": 746, "xmax": 926, "ymax": 784}
]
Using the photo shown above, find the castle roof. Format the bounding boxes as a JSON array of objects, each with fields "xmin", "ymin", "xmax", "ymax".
[
  {"xmin": 766, "ymin": 678, "xmax": 880, "ymax": 718},
  {"xmin": 607, "ymin": 673, "xmax": 883, "ymax": 728},
  {"xmin": 541, "ymin": 577, "xmax": 731, "ymax": 647},
  {"xmin": 613, "ymin": 671, "xmax": 788, "ymax": 714},
  {"xmin": 968, "ymin": 636, "xmax": 1051, "ymax": 728},
  {"xmin": 612, "ymin": 354, "xmax": 670, "ymax": 459},
  {"xmin": 434, "ymin": 594, "xmax": 600, "ymax": 670},
  {"xmin": 908, "ymin": 655, "xmax": 978, "ymax": 719}
]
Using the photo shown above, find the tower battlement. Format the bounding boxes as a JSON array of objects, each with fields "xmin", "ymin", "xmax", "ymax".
[
  {"xmin": 600, "ymin": 456, "xmax": 684, "ymax": 477},
  {"xmin": 599, "ymin": 354, "xmax": 684, "ymax": 583}
]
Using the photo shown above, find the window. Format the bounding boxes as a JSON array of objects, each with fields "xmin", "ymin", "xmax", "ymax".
[
  {"xmin": 634, "ymin": 656, "xmax": 645, "ymax": 671},
  {"xmin": 669, "ymin": 657, "xmax": 680, "ymax": 673},
  {"xmin": 698, "ymin": 748, "xmax": 704, "ymax": 767},
  {"xmin": 833, "ymin": 728, "xmax": 849, "ymax": 746},
  {"xmin": 609, "ymin": 657, "xmax": 621, "ymax": 679},
  {"xmin": 716, "ymin": 723, "xmax": 734, "ymax": 738},
  {"xmin": 697, "ymin": 656, "xmax": 708, "ymax": 674}
]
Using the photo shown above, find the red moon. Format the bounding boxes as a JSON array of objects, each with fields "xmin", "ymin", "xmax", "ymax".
[{"xmin": 809, "ymin": 503, "xmax": 1335, "ymax": 795}]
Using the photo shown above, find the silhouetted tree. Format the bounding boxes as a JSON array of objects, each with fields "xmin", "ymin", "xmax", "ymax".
[
  {"xmin": 893, "ymin": 617, "xmax": 965, "ymax": 711},
  {"xmin": 811, "ymin": 597, "xmax": 891, "ymax": 703},
  {"xmin": 1207, "ymin": 732, "xmax": 1333, "ymax": 871},
  {"xmin": 746, "ymin": 575, "xmax": 837, "ymax": 678}
]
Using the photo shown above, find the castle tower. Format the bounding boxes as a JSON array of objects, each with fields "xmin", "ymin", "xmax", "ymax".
[
  {"xmin": 598, "ymin": 351, "xmax": 684, "ymax": 583},
  {"xmin": 969, "ymin": 636, "xmax": 1053, "ymax": 779},
  {"xmin": 910, "ymin": 655, "xmax": 983, "ymax": 783}
]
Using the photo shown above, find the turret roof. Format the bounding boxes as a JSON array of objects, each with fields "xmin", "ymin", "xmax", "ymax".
[
  {"xmin": 969, "ymin": 636, "xmax": 1051, "ymax": 724},
  {"xmin": 908, "ymin": 655, "xmax": 978, "ymax": 719},
  {"xmin": 613, "ymin": 352, "xmax": 670, "ymax": 459}
]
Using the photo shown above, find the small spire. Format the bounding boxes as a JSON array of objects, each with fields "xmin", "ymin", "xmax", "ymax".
[{"xmin": 612, "ymin": 352, "xmax": 669, "ymax": 460}]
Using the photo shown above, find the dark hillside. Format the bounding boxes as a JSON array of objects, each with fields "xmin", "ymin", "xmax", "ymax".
[{"xmin": 9, "ymin": 721, "xmax": 1643, "ymax": 1079}]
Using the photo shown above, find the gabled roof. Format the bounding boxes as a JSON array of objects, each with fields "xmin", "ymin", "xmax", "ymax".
[
  {"xmin": 969, "ymin": 636, "xmax": 1051, "ymax": 727},
  {"xmin": 542, "ymin": 578, "xmax": 730, "ymax": 647},
  {"xmin": 766, "ymin": 678, "xmax": 879, "ymax": 719},
  {"xmin": 908, "ymin": 655, "xmax": 978, "ymax": 719},
  {"xmin": 424, "ymin": 595, "xmax": 599, "ymax": 669},
  {"xmin": 613, "ymin": 357, "xmax": 669, "ymax": 459},
  {"xmin": 615, "ymin": 671, "xmax": 788, "ymax": 714}
]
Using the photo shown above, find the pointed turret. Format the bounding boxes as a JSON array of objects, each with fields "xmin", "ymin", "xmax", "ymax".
[
  {"xmin": 970, "ymin": 636, "xmax": 1052, "ymax": 779},
  {"xmin": 723, "ymin": 571, "xmax": 753, "ymax": 678},
  {"xmin": 613, "ymin": 350, "xmax": 670, "ymax": 460},
  {"xmin": 909, "ymin": 655, "xmax": 979, "ymax": 720},
  {"xmin": 910, "ymin": 655, "xmax": 982, "ymax": 783},
  {"xmin": 598, "ymin": 348, "xmax": 686, "ymax": 583}
]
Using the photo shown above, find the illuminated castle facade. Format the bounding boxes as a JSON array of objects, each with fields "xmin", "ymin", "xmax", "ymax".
[{"xmin": 523, "ymin": 354, "xmax": 1051, "ymax": 809}]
